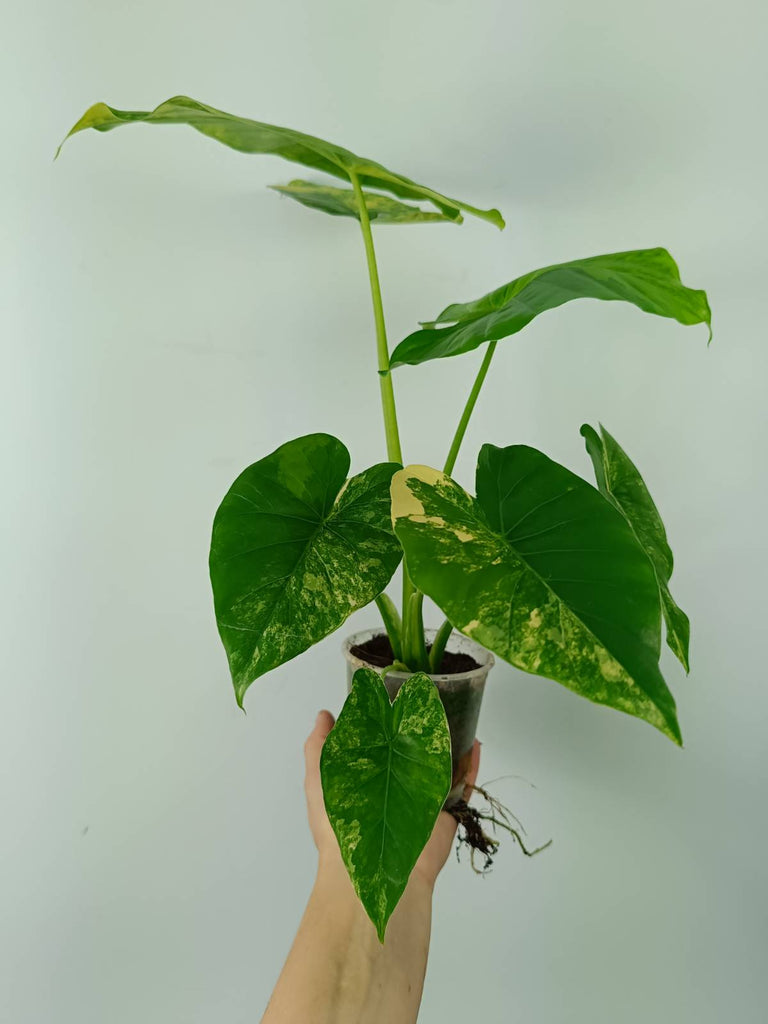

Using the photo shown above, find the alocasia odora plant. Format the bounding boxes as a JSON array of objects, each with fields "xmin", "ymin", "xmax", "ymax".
[{"xmin": 58, "ymin": 95, "xmax": 712, "ymax": 941}]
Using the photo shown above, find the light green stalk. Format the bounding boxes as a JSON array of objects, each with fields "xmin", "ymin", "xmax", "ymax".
[
  {"xmin": 433, "ymin": 341, "xmax": 497, "ymax": 649},
  {"xmin": 443, "ymin": 340, "xmax": 497, "ymax": 475},
  {"xmin": 429, "ymin": 618, "xmax": 454, "ymax": 673},
  {"xmin": 375, "ymin": 593, "xmax": 403, "ymax": 661},
  {"xmin": 349, "ymin": 171, "xmax": 403, "ymax": 466},
  {"xmin": 350, "ymin": 171, "xmax": 420, "ymax": 654}
]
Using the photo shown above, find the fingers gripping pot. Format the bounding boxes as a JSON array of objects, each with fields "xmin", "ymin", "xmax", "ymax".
[{"xmin": 343, "ymin": 628, "xmax": 493, "ymax": 808}]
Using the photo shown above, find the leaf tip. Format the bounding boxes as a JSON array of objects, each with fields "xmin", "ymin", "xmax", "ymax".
[
  {"xmin": 54, "ymin": 123, "xmax": 80, "ymax": 161},
  {"xmin": 664, "ymin": 716, "xmax": 683, "ymax": 747}
]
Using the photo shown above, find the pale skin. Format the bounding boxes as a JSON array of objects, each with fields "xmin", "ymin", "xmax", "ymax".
[{"xmin": 261, "ymin": 710, "xmax": 481, "ymax": 1024}]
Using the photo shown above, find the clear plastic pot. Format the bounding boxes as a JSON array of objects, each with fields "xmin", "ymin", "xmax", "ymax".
[{"xmin": 342, "ymin": 628, "xmax": 494, "ymax": 808}]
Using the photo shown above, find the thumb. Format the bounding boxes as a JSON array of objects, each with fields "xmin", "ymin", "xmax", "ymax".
[
  {"xmin": 462, "ymin": 738, "xmax": 481, "ymax": 801},
  {"xmin": 304, "ymin": 709, "xmax": 336, "ymax": 772}
]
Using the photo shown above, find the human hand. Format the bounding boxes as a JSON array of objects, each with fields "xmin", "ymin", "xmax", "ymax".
[
  {"xmin": 264, "ymin": 708, "xmax": 461, "ymax": 1020},
  {"xmin": 303, "ymin": 709, "xmax": 481, "ymax": 893}
]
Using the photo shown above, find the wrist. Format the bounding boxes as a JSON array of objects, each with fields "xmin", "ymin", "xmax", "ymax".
[
  {"xmin": 315, "ymin": 850, "xmax": 434, "ymax": 922},
  {"xmin": 315, "ymin": 851, "xmax": 352, "ymax": 894}
]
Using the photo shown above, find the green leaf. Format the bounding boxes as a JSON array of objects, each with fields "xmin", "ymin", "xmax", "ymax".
[
  {"xmin": 209, "ymin": 434, "xmax": 402, "ymax": 706},
  {"xmin": 56, "ymin": 95, "xmax": 504, "ymax": 228},
  {"xmin": 320, "ymin": 668, "xmax": 452, "ymax": 942},
  {"xmin": 269, "ymin": 179, "xmax": 457, "ymax": 224},
  {"xmin": 581, "ymin": 423, "xmax": 690, "ymax": 672},
  {"xmin": 390, "ymin": 247, "xmax": 712, "ymax": 367},
  {"xmin": 390, "ymin": 450, "xmax": 682, "ymax": 744}
]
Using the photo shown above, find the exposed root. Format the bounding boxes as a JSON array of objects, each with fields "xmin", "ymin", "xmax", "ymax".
[{"xmin": 447, "ymin": 783, "xmax": 552, "ymax": 874}]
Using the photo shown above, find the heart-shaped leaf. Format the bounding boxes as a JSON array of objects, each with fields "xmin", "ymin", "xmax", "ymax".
[
  {"xmin": 56, "ymin": 96, "xmax": 504, "ymax": 228},
  {"xmin": 390, "ymin": 448, "xmax": 681, "ymax": 743},
  {"xmin": 320, "ymin": 668, "xmax": 452, "ymax": 942},
  {"xmin": 269, "ymin": 179, "xmax": 457, "ymax": 224},
  {"xmin": 209, "ymin": 434, "xmax": 402, "ymax": 706},
  {"xmin": 581, "ymin": 423, "xmax": 690, "ymax": 672},
  {"xmin": 390, "ymin": 248, "xmax": 711, "ymax": 367}
]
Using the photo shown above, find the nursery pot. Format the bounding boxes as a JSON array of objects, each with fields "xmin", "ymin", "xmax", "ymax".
[{"xmin": 342, "ymin": 628, "xmax": 494, "ymax": 808}]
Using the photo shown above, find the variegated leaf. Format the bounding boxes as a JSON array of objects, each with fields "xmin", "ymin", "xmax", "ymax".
[
  {"xmin": 56, "ymin": 96, "xmax": 503, "ymax": 227},
  {"xmin": 581, "ymin": 423, "xmax": 690, "ymax": 672},
  {"xmin": 390, "ymin": 447, "xmax": 681, "ymax": 744},
  {"xmin": 320, "ymin": 668, "xmax": 452, "ymax": 942},
  {"xmin": 209, "ymin": 434, "xmax": 402, "ymax": 706},
  {"xmin": 390, "ymin": 248, "xmax": 711, "ymax": 367},
  {"xmin": 269, "ymin": 179, "xmax": 456, "ymax": 224}
]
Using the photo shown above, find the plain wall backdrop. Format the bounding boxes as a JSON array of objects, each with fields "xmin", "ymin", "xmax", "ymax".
[{"xmin": 3, "ymin": 1, "xmax": 767, "ymax": 1021}]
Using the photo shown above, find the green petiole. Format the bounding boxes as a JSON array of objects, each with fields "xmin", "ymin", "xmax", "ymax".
[
  {"xmin": 375, "ymin": 593, "xmax": 403, "ymax": 662},
  {"xmin": 443, "ymin": 340, "xmax": 497, "ymax": 476},
  {"xmin": 429, "ymin": 618, "xmax": 455, "ymax": 673}
]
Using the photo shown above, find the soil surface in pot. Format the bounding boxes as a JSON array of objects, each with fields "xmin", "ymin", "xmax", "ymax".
[{"xmin": 351, "ymin": 633, "xmax": 480, "ymax": 674}]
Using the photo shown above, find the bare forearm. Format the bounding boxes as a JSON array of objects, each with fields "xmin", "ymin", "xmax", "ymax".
[{"xmin": 261, "ymin": 856, "xmax": 433, "ymax": 1024}]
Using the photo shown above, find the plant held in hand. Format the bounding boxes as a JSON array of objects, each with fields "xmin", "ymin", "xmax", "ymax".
[{"xmin": 58, "ymin": 95, "xmax": 711, "ymax": 940}]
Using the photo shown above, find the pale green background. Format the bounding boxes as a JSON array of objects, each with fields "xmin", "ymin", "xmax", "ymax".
[{"xmin": 3, "ymin": 1, "xmax": 767, "ymax": 1021}]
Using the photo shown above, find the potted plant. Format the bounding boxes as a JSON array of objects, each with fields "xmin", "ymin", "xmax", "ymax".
[{"xmin": 57, "ymin": 95, "xmax": 712, "ymax": 942}]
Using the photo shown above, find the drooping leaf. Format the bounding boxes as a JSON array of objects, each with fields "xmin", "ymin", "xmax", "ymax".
[
  {"xmin": 209, "ymin": 434, "xmax": 402, "ymax": 706},
  {"xmin": 581, "ymin": 423, "xmax": 690, "ymax": 672},
  {"xmin": 390, "ymin": 248, "xmax": 711, "ymax": 367},
  {"xmin": 269, "ymin": 179, "xmax": 457, "ymax": 224},
  {"xmin": 320, "ymin": 668, "xmax": 452, "ymax": 942},
  {"xmin": 56, "ymin": 96, "xmax": 504, "ymax": 227},
  {"xmin": 390, "ymin": 449, "xmax": 681, "ymax": 744}
]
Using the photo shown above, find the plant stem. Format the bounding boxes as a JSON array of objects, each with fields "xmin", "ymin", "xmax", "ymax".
[
  {"xmin": 410, "ymin": 592, "xmax": 429, "ymax": 671},
  {"xmin": 400, "ymin": 590, "xmax": 428, "ymax": 671},
  {"xmin": 427, "ymin": 343, "xmax": 497, "ymax": 666},
  {"xmin": 375, "ymin": 593, "xmax": 403, "ymax": 661},
  {"xmin": 401, "ymin": 563, "xmax": 416, "ymax": 662},
  {"xmin": 349, "ymin": 171, "xmax": 403, "ymax": 467},
  {"xmin": 429, "ymin": 617, "xmax": 454, "ymax": 673},
  {"xmin": 442, "ymin": 340, "xmax": 497, "ymax": 476},
  {"xmin": 349, "ymin": 171, "xmax": 416, "ymax": 643},
  {"xmin": 401, "ymin": 581, "xmax": 413, "ymax": 665},
  {"xmin": 378, "ymin": 661, "xmax": 411, "ymax": 676}
]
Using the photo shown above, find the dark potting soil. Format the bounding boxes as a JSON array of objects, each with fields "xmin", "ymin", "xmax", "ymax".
[{"xmin": 350, "ymin": 633, "xmax": 480, "ymax": 675}]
